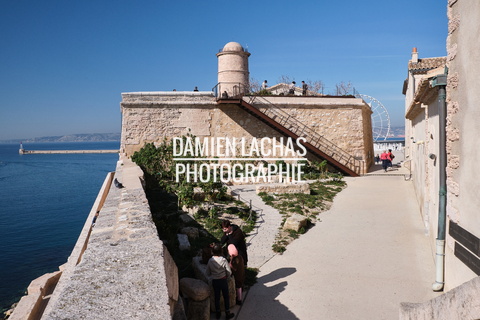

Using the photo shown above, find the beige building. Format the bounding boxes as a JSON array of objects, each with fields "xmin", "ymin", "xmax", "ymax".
[
  {"xmin": 403, "ymin": 0, "xmax": 480, "ymax": 308},
  {"xmin": 443, "ymin": 0, "xmax": 480, "ymax": 290},
  {"xmin": 403, "ymin": 50, "xmax": 446, "ymax": 253},
  {"xmin": 120, "ymin": 42, "xmax": 374, "ymax": 176}
]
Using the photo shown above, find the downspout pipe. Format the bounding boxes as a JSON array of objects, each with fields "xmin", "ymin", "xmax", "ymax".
[{"xmin": 431, "ymin": 73, "xmax": 448, "ymax": 292}]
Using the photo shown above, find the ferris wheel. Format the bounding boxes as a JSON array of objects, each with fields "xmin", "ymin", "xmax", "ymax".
[{"xmin": 358, "ymin": 94, "xmax": 391, "ymax": 142}]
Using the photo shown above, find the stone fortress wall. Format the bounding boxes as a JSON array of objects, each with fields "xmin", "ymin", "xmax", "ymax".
[
  {"xmin": 120, "ymin": 92, "xmax": 374, "ymax": 169},
  {"xmin": 120, "ymin": 41, "xmax": 374, "ymax": 171}
]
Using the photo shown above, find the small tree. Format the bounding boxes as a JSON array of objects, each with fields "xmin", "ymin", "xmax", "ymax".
[
  {"xmin": 278, "ymin": 75, "xmax": 294, "ymax": 86},
  {"xmin": 306, "ymin": 80, "xmax": 325, "ymax": 96},
  {"xmin": 335, "ymin": 81, "xmax": 353, "ymax": 96},
  {"xmin": 249, "ymin": 77, "xmax": 261, "ymax": 93}
]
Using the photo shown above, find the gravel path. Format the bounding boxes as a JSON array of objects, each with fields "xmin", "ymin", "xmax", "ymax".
[{"xmin": 228, "ymin": 184, "xmax": 283, "ymax": 269}]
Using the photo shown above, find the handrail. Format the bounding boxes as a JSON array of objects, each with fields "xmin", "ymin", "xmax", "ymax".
[
  {"xmin": 226, "ymin": 184, "xmax": 263, "ymax": 243},
  {"xmin": 245, "ymin": 95, "xmax": 362, "ymax": 174},
  {"xmin": 212, "ymin": 82, "xmax": 249, "ymax": 99}
]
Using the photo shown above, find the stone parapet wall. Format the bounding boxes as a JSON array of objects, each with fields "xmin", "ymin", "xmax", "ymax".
[
  {"xmin": 8, "ymin": 171, "xmax": 116, "ymax": 320},
  {"xmin": 121, "ymin": 91, "xmax": 216, "ymax": 104},
  {"xmin": 399, "ymin": 276, "xmax": 480, "ymax": 320},
  {"xmin": 39, "ymin": 157, "xmax": 182, "ymax": 320}
]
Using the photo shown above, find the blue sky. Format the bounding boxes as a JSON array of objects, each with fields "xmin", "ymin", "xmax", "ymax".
[{"xmin": 0, "ymin": 0, "xmax": 447, "ymax": 140}]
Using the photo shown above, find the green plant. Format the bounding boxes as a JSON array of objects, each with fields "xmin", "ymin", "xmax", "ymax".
[
  {"xmin": 272, "ymin": 243, "xmax": 286, "ymax": 253},
  {"xmin": 131, "ymin": 136, "xmax": 259, "ymax": 285}
]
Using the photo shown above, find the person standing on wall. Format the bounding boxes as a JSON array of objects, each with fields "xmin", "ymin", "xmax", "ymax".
[
  {"xmin": 302, "ymin": 81, "xmax": 308, "ymax": 96},
  {"xmin": 261, "ymin": 80, "xmax": 268, "ymax": 90},
  {"xmin": 289, "ymin": 81, "xmax": 296, "ymax": 95}
]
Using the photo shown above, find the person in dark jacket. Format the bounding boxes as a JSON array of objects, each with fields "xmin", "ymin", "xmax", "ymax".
[{"xmin": 221, "ymin": 220, "xmax": 248, "ymax": 266}]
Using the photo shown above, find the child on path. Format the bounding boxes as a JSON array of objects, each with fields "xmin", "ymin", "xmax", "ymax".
[
  {"xmin": 228, "ymin": 244, "xmax": 245, "ymax": 306},
  {"xmin": 206, "ymin": 244, "xmax": 235, "ymax": 320}
]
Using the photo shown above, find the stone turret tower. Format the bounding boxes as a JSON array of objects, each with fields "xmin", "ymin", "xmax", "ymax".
[{"xmin": 216, "ymin": 42, "xmax": 251, "ymax": 98}]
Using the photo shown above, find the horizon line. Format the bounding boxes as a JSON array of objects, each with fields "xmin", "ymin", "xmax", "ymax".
[{"xmin": 173, "ymin": 158, "xmax": 304, "ymax": 161}]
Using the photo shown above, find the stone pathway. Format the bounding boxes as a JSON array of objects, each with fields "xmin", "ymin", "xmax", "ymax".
[
  {"xmin": 228, "ymin": 184, "xmax": 283, "ymax": 269},
  {"xmin": 235, "ymin": 173, "xmax": 439, "ymax": 319}
]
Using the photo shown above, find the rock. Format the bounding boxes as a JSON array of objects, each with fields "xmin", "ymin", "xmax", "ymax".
[
  {"xmin": 192, "ymin": 256, "xmax": 209, "ymax": 283},
  {"xmin": 177, "ymin": 234, "xmax": 191, "ymax": 251},
  {"xmin": 184, "ymin": 298, "xmax": 209, "ymax": 320},
  {"xmin": 180, "ymin": 227, "xmax": 199, "ymax": 240},
  {"xmin": 179, "ymin": 213, "xmax": 195, "ymax": 223},
  {"xmin": 179, "ymin": 278, "xmax": 210, "ymax": 301},
  {"xmin": 283, "ymin": 213, "xmax": 308, "ymax": 232},
  {"xmin": 181, "ymin": 205, "xmax": 201, "ymax": 217},
  {"xmin": 193, "ymin": 187, "xmax": 206, "ymax": 201},
  {"xmin": 179, "ymin": 278, "xmax": 210, "ymax": 320},
  {"xmin": 256, "ymin": 182, "xmax": 310, "ymax": 195}
]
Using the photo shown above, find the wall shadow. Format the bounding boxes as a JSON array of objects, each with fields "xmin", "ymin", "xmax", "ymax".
[{"xmin": 236, "ymin": 267, "xmax": 299, "ymax": 320}]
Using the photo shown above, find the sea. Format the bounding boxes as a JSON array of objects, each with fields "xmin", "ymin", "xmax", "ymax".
[{"xmin": 0, "ymin": 141, "xmax": 120, "ymax": 313}]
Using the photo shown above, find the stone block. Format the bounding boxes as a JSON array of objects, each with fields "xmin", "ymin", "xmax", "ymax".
[
  {"xmin": 193, "ymin": 187, "xmax": 206, "ymax": 201},
  {"xmin": 256, "ymin": 182, "xmax": 310, "ymax": 195},
  {"xmin": 178, "ymin": 234, "xmax": 191, "ymax": 251},
  {"xmin": 179, "ymin": 278, "xmax": 210, "ymax": 301},
  {"xmin": 184, "ymin": 298, "xmax": 210, "ymax": 320},
  {"xmin": 283, "ymin": 213, "xmax": 308, "ymax": 232},
  {"xmin": 180, "ymin": 227, "xmax": 199, "ymax": 240},
  {"xmin": 182, "ymin": 205, "xmax": 201, "ymax": 217},
  {"xmin": 192, "ymin": 256, "xmax": 209, "ymax": 283},
  {"xmin": 179, "ymin": 213, "xmax": 195, "ymax": 224}
]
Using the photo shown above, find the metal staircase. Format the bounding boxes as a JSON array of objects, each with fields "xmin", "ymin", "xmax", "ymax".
[{"xmin": 217, "ymin": 95, "xmax": 363, "ymax": 176}]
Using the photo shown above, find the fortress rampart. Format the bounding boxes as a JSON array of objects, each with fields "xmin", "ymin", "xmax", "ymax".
[{"xmin": 120, "ymin": 92, "xmax": 374, "ymax": 170}]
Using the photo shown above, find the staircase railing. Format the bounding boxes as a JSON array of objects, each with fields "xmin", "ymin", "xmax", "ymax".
[
  {"xmin": 212, "ymin": 82, "xmax": 248, "ymax": 99},
  {"xmin": 244, "ymin": 95, "xmax": 363, "ymax": 175}
]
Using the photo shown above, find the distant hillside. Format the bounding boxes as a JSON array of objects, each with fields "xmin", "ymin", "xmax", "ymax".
[
  {"xmin": 1, "ymin": 133, "xmax": 121, "ymax": 144},
  {"xmin": 389, "ymin": 126, "xmax": 405, "ymax": 138}
]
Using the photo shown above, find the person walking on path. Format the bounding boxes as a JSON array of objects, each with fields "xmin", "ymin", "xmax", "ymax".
[
  {"xmin": 380, "ymin": 150, "xmax": 389, "ymax": 172},
  {"xmin": 221, "ymin": 220, "xmax": 248, "ymax": 266},
  {"xmin": 206, "ymin": 244, "xmax": 235, "ymax": 320},
  {"xmin": 228, "ymin": 244, "xmax": 245, "ymax": 306},
  {"xmin": 387, "ymin": 149, "xmax": 395, "ymax": 169}
]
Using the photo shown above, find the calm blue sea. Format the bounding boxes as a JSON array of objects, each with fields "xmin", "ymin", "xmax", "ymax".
[{"xmin": 0, "ymin": 142, "xmax": 119, "ymax": 312}]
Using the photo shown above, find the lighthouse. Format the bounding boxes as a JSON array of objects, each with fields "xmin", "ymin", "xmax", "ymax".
[{"xmin": 216, "ymin": 42, "xmax": 251, "ymax": 98}]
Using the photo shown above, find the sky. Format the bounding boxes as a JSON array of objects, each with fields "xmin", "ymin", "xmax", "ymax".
[{"xmin": 0, "ymin": 0, "xmax": 448, "ymax": 140}]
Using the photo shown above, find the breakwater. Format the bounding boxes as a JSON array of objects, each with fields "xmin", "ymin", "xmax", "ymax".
[{"xmin": 19, "ymin": 149, "xmax": 119, "ymax": 154}]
